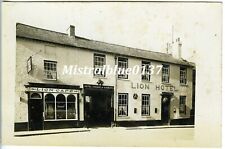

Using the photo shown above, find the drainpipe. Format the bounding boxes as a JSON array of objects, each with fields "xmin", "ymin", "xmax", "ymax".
[{"xmin": 114, "ymin": 55, "xmax": 118, "ymax": 126}]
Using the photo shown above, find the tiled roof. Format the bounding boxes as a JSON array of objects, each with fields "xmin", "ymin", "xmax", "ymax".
[{"xmin": 16, "ymin": 23, "xmax": 195, "ymax": 67}]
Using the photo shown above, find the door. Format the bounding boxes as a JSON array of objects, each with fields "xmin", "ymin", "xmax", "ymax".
[
  {"xmin": 85, "ymin": 92, "xmax": 112, "ymax": 127},
  {"xmin": 161, "ymin": 96, "xmax": 170, "ymax": 124},
  {"xmin": 28, "ymin": 99, "xmax": 43, "ymax": 130}
]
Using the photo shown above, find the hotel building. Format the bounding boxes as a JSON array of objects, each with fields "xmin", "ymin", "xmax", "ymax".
[{"xmin": 15, "ymin": 23, "xmax": 195, "ymax": 131}]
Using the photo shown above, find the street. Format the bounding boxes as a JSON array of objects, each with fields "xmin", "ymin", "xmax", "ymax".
[{"xmin": 11, "ymin": 126, "xmax": 195, "ymax": 147}]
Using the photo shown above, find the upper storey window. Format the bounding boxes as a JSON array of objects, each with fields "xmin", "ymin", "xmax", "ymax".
[
  {"xmin": 93, "ymin": 53, "xmax": 106, "ymax": 77},
  {"xmin": 141, "ymin": 61, "xmax": 151, "ymax": 81},
  {"xmin": 180, "ymin": 67, "xmax": 187, "ymax": 85},
  {"xmin": 162, "ymin": 64, "xmax": 170, "ymax": 83},
  {"xmin": 44, "ymin": 60, "xmax": 57, "ymax": 80},
  {"xmin": 118, "ymin": 57, "xmax": 128, "ymax": 79}
]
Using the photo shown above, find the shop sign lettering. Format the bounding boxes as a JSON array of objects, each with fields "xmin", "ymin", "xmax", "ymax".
[{"xmin": 27, "ymin": 87, "xmax": 79, "ymax": 93}]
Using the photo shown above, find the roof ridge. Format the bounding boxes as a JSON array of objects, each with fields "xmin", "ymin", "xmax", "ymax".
[
  {"xmin": 16, "ymin": 23, "xmax": 68, "ymax": 36},
  {"xmin": 16, "ymin": 23, "xmax": 171, "ymax": 56}
]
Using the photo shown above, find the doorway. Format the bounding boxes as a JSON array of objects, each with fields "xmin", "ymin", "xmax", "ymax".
[
  {"xmin": 28, "ymin": 93, "xmax": 43, "ymax": 130},
  {"xmin": 161, "ymin": 93, "xmax": 172, "ymax": 125},
  {"xmin": 85, "ymin": 91, "xmax": 113, "ymax": 127}
]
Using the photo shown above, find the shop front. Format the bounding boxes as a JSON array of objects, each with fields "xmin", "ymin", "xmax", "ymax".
[{"xmin": 25, "ymin": 82, "xmax": 82, "ymax": 130}]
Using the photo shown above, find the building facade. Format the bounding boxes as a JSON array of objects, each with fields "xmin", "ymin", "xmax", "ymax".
[{"xmin": 15, "ymin": 23, "xmax": 195, "ymax": 131}]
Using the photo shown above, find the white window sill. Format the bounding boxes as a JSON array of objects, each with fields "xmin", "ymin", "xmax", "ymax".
[
  {"xmin": 141, "ymin": 80, "xmax": 153, "ymax": 83},
  {"xmin": 161, "ymin": 82, "xmax": 171, "ymax": 85},
  {"xmin": 180, "ymin": 84, "xmax": 188, "ymax": 87},
  {"xmin": 93, "ymin": 76, "xmax": 107, "ymax": 79},
  {"xmin": 118, "ymin": 78, "xmax": 129, "ymax": 81}
]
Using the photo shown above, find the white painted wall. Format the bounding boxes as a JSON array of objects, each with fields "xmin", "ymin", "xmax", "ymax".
[{"xmin": 16, "ymin": 37, "xmax": 193, "ymax": 123}]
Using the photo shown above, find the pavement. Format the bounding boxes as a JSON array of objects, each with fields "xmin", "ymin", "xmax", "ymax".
[
  {"xmin": 14, "ymin": 125, "xmax": 194, "ymax": 137},
  {"xmin": 8, "ymin": 125, "xmax": 197, "ymax": 146}
]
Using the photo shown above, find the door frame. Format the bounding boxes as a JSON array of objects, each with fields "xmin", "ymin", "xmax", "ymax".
[
  {"xmin": 84, "ymin": 91, "xmax": 114, "ymax": 127},
  {"xmin": 161, "ymin": 92, "xmax": 173, "ymax": 125},
  {"xmin": 28, "ymin": 92, "xmax": 44, "ymax": 131}
]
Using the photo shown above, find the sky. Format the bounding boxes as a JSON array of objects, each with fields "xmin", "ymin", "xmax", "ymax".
[{"xmin": 3, "ymin": 2, "xmax": 221, "ymax": 63}]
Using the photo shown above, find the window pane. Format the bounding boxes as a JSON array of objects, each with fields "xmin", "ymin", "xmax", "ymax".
[
  {"xmin": 45, "ymin": 103, "xmax": 55, "ymax": 119},
  {"xmin": 179, "ymin": 96, "xmax": 186, "ymax": 114},
  {"xmin": 56, "ymin": 94, "xmax": 66, "ymax": 119},
  {"xmin": 67, "ymin": 103, "xmax": 76, "ymax": 119},
  {"xmin": 118, "ymin": 93, "xmax": 128, "ymax": 116},
  {"xmin": 67, "ymin": 95, "xmax": 76, "ymax": 119},
  {"xmin": 162, "ymin": 64, "xmax": 169, "ymax": 83},
  {"xmin": 44, "ymin": 61, "xmax": 57, "ymax": 80},
  {"xmin": 180, "ymin": 67, "xmax": 187, "ymax": 84},
  {"xmin": 142, "ymin": 61, "xmax": 151, "ymax": 81},
  {"xmin": 94, "ymin": 54, "xmax": 105, "ymax": 77},
  {"xmin": 141, "ymin": 94, "xmax": 150, "ymax": 116},
  {"xmin": 45, "ymin": 94, "xmax": 55, "ymax": 120},
  {"xmin": 118, "ymin": 57, "xmax": 128, "ymax": 79}
]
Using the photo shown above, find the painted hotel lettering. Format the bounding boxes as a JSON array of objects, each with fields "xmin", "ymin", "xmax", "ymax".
[
  {"xmin": 155, "ymin": 84, "xmax": 177, "ymax": 92},
  {"xmin": 28, "ymin": 87, "xmax": 78, "ymax": 93},
  {"xmin": 131, "ymin": 82, "xmax": 178, "ymax": 92},
  {"xmin": 131, "ymin": 82, "xmax": 150, "ymax": 89}
]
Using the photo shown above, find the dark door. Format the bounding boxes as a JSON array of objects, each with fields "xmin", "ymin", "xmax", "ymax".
[
  {"xmin": 85, "ymin": 92, "xmax": 112, "ymax": 127},
  {"xmin": 28, "ymin": 99, "xmax": 43, "ymax": 130},
  {"xmin": 161, "ymin": 96, "xmax": 170, "ymax": 124}
]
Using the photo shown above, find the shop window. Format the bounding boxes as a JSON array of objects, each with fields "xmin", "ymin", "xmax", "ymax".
[
  {"xmin": 141, "ymin": 94, "xmax": 150, "ymax": 116},
  {"xmin": 162, "ymin": 64, "xmax": 170, "ymax": 83},
  {"xmin": 180, "ymin": 67, "xmax": 187, "ymax": 85},
  {"xmin": 179, "ymin": 96, "xmax": 186, "ymax": 114},
  {"xmin": 118, "ymin": 93, "xmax": 128, "ymax": 117},
  {"xmin": 56, "ymin": 94, "xmax": 66, "ymax": 119},
  {"xmin": 44, "ymin": 60, "xmax": 57, "ymax": 80},
  {"xmin": 67, "ymin": 95, "xmax": 76, "ymax": 119},
  {"xmin": 118, "ymin": 57, "xmax": 128, "ymax": 79},
  {"xmin": 93, "ymin": 53, "xmax": 106, "ymax": 77},
  {"xmin": 44, "ymin": 94, "xmax": 77, "ymax": 120},
  {"xmin": 142, "ymin": 61, "xmax": 151, "ymax": 81},
  {"xmin": 45, "ymin": 94, "xmax": 55, "ymax": 120}
]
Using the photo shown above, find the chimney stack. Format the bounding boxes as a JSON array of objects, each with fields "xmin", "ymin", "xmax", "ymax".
[
  {"xmin": 176, "ymin": 37, "xmax": 182, "ymax": 59},
  {"xmin": 67, "ymin": 25, "xmax": 75, "ymax": 37}
]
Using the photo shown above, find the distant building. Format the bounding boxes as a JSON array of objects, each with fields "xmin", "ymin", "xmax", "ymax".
[{"xmin": 15, "ymin": 23, "xmax": 195, "ymax": 131}]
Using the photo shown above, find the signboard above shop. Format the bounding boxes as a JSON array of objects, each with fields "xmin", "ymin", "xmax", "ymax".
[
  {"xmin": 27, "ymin": 87, "xmax": 79, "ymax": 94},
  {"xmin": 83, "ymin": 84, "xmax": 114, "ymax": 90}
]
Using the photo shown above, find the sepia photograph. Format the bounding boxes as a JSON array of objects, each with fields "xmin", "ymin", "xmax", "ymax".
[{"xmin": 1, "ymin": 1, "xmax": 222, "ymax": 148}]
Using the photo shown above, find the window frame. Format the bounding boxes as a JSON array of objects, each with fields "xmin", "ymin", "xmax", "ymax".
[
  {"xmin": 141, "ymin": 61, "xmax": 151, "ymax": 81},
  {"xmin": 118, "ymin": 93, "xmax": 128, "ymax": 117},
  {"xmin": 117, "ymin": 57, "xmax": 128, "ymax": 79},
  {"xmin": 93, "ymin": 53, "xmax": 106, "ymax": 77},
  {"xmin": 162, "ymin": 64, "xmax": 170, "ymax": 83},
  {"xmin": 179, "ymin": 96, "xmax": 186, "ymax": 114},
  {"xmin": 141, "ymin": 94, "xmax": 150, "ymax": 116},
  {"xmin": 44, "ymin": 60, "xmax": 57, "ymax": 80},
  {"xmin": 180, "ymin": 66, "xmax": 187, "ymax": 85},
  {"xmin": 44, "ymin": 93, "xmax": 78, "ymax": 121}
]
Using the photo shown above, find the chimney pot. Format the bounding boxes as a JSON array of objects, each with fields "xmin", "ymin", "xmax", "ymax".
[{"xmin": 67, "ymin": 25, "xmax": 75, "ymax": 37}]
